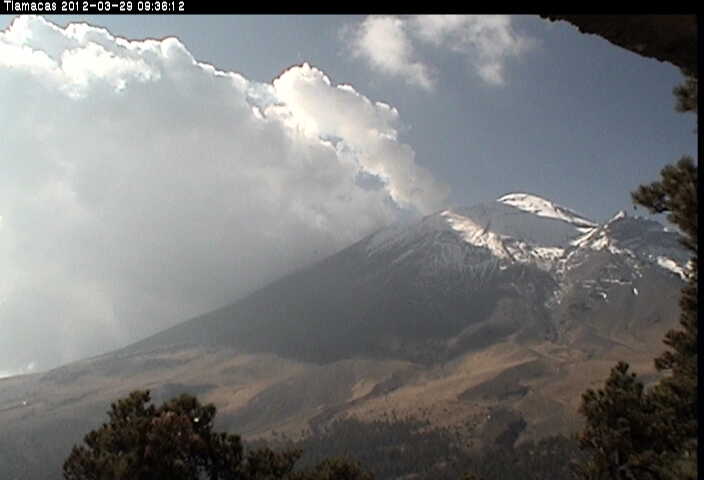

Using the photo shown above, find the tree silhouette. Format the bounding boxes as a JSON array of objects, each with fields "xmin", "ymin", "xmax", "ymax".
[
  {"xmin": 576, "ymin": 141, "xmax": 697, "ymax": 480},
  {"xmin": 63, "ymin": 390, "xmax": 372, "ymax": 480}
]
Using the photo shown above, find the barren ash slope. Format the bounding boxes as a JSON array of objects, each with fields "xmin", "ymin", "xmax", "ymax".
[{"xmin": 0, "ymin": 193, "xmax": 691, "ymax": 480}]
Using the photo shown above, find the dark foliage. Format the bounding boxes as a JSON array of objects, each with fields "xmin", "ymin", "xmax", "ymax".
[
  {"xmin": 290, "ymin": 416, "xmax": 462, "ymax": 479},
  {"xmin": 673, "ymin": 75, "xmax": 697, "ymax": 115},
  {"xmin": 277, "ymin": 415, "xmax": 581, "ymax": 480},
  {"xmin": 576, "ymin": 362, "xmax": 662, "ymax": 479},
  {"xmin": 576, "ymin": 152, "xmax": 698, "ymax": 477},
  {"xmin": 290, "ymin": 457, "xmax": 373, "ymax": 480},
  {"xmin": 63, "ymin": 390, "xmax": 372, "ymax": 480},
  {"xmin": 632, "ymin": 156, "xmax": 697, "ymax": 253}
]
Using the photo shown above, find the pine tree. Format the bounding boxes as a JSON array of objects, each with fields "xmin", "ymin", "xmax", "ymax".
[
  {"xmin": 63, "ymin": 390, "xmax": 292, "ymax": 479},
  {"xmin": 63, "ymin": 390, "xmax": 374, "ymax": 480},
  {"xmin": 576, "ymin": 363, "xmax": 661, "ymax": 479},
  {"xmin": 631, "ymin": 156, "xmax": 698, "ymax": 478},
  {"xmin": 673, "ymin": 75, "xmax": 697, "ymax": 115},
  {"xmin": 576, "ymin": 133, "xmax": 698, "ymax": 479}
]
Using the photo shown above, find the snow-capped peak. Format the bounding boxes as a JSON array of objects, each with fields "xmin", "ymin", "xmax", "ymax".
[
  {"xmin": 366, "ymin": 194, "xmax": 690, "ymax": 283},
  {"xmin": 497, "ymin": 193, "xmax": 597, "ymax": 228}
]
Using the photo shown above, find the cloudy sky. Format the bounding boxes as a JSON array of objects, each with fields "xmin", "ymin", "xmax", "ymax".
[{"xmin": 0, "ymin": 15, "xmax": 696, "ymax": 376}]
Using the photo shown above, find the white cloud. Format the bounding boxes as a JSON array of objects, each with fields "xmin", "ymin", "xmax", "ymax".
[
  {"xmin": 0, "ymin": 16, "xmax": 449, "ymax": 372},
  {"xmin": 346, "ymin": 16, "xmax": 435, "ymax": 90},
  {"xmin": 271, "ymin": 64, "xmax": 447, "ymax": 211},
  {"xmin": 345, "ymin": 15, "xmax": 533, "ymax": 88}
]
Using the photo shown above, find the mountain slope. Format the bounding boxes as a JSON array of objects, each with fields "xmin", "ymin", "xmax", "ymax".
[
  {"xmin": 0, "ymin": 193, "xmax": 691, "ymax": 480},
  {"xmin": 126, "ymin": 193, "xmax": 686, "ymax": 364}
]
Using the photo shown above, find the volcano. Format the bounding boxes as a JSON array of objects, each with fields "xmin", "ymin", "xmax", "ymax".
[{"xmin": 0, "ymin": 193, "xmax": 690, "ymax": 480}]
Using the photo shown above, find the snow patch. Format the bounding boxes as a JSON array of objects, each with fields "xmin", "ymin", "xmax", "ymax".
[
  {"xmin": 441, "ymin": 210, "xmax": 511, "ymax": 259},
  {"xmin": 497, "ymin": 193, "xmax": 597, "ymax": 228},
  {"xmin": 607, "ymin": 245, "xmax": 635, "ymax": 258},
  {"xmin": 656, "ymin": 256, "xmax": 687, "ymax": 280},
  {"xmin": 584, "ymin": 229, "xmax": 636, "ymax": 257},
  {"xmin": 607, "ymin": 210, "xmax": 627, "ymax": 223},
  {"xmin": 532, "ymin": 246, "xmax": 565, "ymax": 261},
  {"xmin": 590, "ymin": 235, "xmax": 609, "ymax": 250},
  {"xmin": 571, "ymin": 227, "xmax": 599, "ymax": 247}
]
